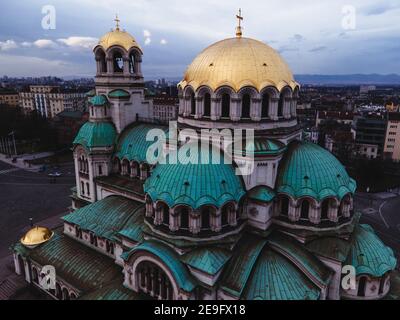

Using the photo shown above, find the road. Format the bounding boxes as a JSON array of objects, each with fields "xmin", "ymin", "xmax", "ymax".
[{"xmin": 0, "ymin": 160, "xmax": 75, "ymax": 258}]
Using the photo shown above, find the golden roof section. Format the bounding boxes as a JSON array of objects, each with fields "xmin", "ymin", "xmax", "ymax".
[
  {"xmin": 21, "ymin": 226, "xmax": 54, "ymax": 247},
  {"xmin": 180, "ymin": 37, "xmax": 299, "ymax": 93},
  {"xmin": 97, "ymin": 16, "xmax": 141, "ymax": 52}
]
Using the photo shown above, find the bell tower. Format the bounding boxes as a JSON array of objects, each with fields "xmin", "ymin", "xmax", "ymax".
[{"xmin": 93, "ymin": 16, "xmax": 150, "ymax": 133}]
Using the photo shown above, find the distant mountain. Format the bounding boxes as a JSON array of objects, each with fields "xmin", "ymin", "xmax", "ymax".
[{"xmin": 295, "ymin": 74, "xmax": 400, "ymax": 85}]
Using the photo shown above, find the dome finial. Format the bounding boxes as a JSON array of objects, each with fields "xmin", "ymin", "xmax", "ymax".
[
  {"xmin": 114, "ymin": 14, "xmax": 120, "ymax": 31},
  {"xmin": 236, "ymin": 8, "xmax": 243, "ymax": 37}
]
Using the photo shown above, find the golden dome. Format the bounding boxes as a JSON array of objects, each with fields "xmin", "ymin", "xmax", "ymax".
[
  {"xmin": 97, "ymin": 16, "xmax": 141, "ymax": 52},
  {"xmin": 179, "ymin": 37, "xmax": 299, "ymax": 93},
  {"xmin": 21, "ymin": 226, "xmax": 53, "ymax": 247}
]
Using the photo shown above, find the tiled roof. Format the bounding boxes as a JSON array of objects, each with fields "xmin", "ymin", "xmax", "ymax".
[
  {"xmin": 242, "ymin": 249, "xmax": 320, "ymax": 300},
  {"xmin": 116, "ymin": 207, "xmax": 146, "ymax": 243},
  {"xmin": 122, "ymin": 240, "xmax": 197, "ymax": 292},
  {"xmin": 79, "ymin": 280, "xmax": 142, "ymax": 300},
  {"xmin": 248, "ymin": 186, "xmax": 276, "ymax": 202},
  {"xmin": 14, "ymin": 229, "xmax": 122, "ymax": 292},
  {"xmin": 73, "ymin": 121, "xmax": 117, "ymax": 149},
  {"xmin": 62, "ymin": 196, "xmax": 143, "ymax": 240},
  {"xmin": 144, "ymin": 145, "xmax": 246, "ymax": 209},
  {"xmin": 220, "ymin": 234, "xmax": 267, "ymax": 297},
  {"xmin": 233, "ymin": 137, "xmax": 286, "ymax": 156},
  {"xmin": 90, "ymin": 94, "xmax": 108, "ymax": 106},
  {"xmin": 108, "ymin": 89, "xmax": 130, "ymax": 99},
  {"xmin": 268, "ymin": 232, "xmax": 332, "ymax": 286},
  {"xmin": 276, "ymin": 141, "xmax": 357, "ymax": 201},
  {"xmin": 181, "ymin": 247, "xmax": 231, "ymax": 275},
  {"xmin": 346, "ymin": 224, "xmax": 397, "ymax": 277},
  {"xmin": 306, "ymin": 236, "xmax": 352, "ymax": 262},
  {"xmin": 115, "ymin": 123, "xmax": 168, "ymax": 163}
]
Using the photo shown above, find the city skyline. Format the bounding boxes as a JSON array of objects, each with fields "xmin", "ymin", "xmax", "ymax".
[{"xmin": 0, "ymin": 0, "xmax": 399, "ymax": 78}]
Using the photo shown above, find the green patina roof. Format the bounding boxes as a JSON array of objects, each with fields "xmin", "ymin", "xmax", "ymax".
[
  {"xmin": 108, "ymin": 89, "xmax": 130, "ymax": 99},
  {"xmin": 248, "ymin": 186, "xmax": 276, "ymax": 202},
  {"xmin": 116, "ymin": 207, "xmax": 146, "ymax": 243},
  {"xmin": 268, "ymin": 232, "xmax": 332, "ymax": 286},
  {"xmin": 90, "ymin": 94, "xmax": 108, "ymax": 106},
  {"xmin": 144, "ymin": 145, "xmax": 246, "ymax": 209},
  {"xmin": 122, "ymin": 240, "xmax": 196, "ymax": 292},
  {"xmin": 115, "ymin": 123, "xmax": 168, "ymax": 163},
  {"xmin": 220, "ymin": 234, "xmax": 268, "ymax": 297},
  {"xmin": 73, "ymin": 121, "xmax": 117, "ymax": 149},
  {"xmin": 242, "ymin": 249, "xmax": 320, "ymax": 300},
  {"xmin": 276, "ymin": 141, "xmax": 357, "ymax": 201},
  {"xmin": 233, "ymin": 137, "xmax": 286, "ymax": 156},
  {"xmin": 306, "ymin": 236, "xmax": 352, "ymax": 262},
  {"xmin": 346, "ymin": 224, "xmax": 397, "ymax": 277},
  {"xmin": 181, "ymin": 247, "xmax": 231, "ymax": 275},
  {"xmin": 14, "ymin": 229, "xmax": 122, "ymax": 292},
  {"xmin": 62, "ymin": 196, "xmax": 143, "ymax": 240},
  {"xmin": 79, "ymin": 280, "xmax": 142, "ymax": 300}
]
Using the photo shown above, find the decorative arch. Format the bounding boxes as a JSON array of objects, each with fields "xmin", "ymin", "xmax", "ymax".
[{"xmin": 94, "ymin": 47, "xmax": 107, "ymax": 74}]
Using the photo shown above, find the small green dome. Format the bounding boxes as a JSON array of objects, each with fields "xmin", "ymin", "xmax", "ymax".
[
  {"xmin": 144, "ymin": 146, "xmax": 245, "ymax": 209},
  {"xmin": 276, "ymin": 141, "xmax": 356, "ymax": 201},
  {"xmin": 346, "ymin": 224, "xmax": 396, "ymax": 277},
  {"xmin": 115, "ymin": 123, "xmax": 168, "ymax": 163},
  {"xmin": 73, "ymin": 121, "xmax": 116, "ymax": 149},
  {"xmin": 108, "ymin": 89, "xmax": 130, "ymax": 99},
  {"xmin": 233, "ymin": 137, "xmax": 286, "ymax": 156},
  {"xmin": 90, "ymin": 95, "xmax": 108, "ymax": 106}
]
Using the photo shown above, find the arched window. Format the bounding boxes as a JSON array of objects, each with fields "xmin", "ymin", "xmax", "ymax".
[
  {"xmin": 136, "ymin": 261, "xmax": 173, "ymax": 300},
  {"xmin": 203, "ymin": 93, "xmax": 211, "ymax": 117},
  {"xmin": 221, "ymin": 94, "xmax": 230, "ymax": 118},
  {"xmin": 113, "ymin": 51, "xmax": 124, "ymax": 73},
  {"xmin": 379, "ymin": 276, "xmax": 386, "ymax": 295},
  {"xmin": 221, "ymin": 205, "xmax": 230, "ymax": 227},
  {"xmin": 278, "ymin": 93, "xmax": 284, "ymax": 117},
  {"xmin": 180, "ymin": 207, "xmax": 189, "ymax": 230},
  {"xmin": 241, "ymin": 94, "xmax": 251, "ymax": 119},
  {"xmin": 281, "ymin": 197, "xmax": 289, "ymax": 216},
  {"xmin": 129, "ymin": 52, "xmax": 136, "ymax": 74},
  {"xmin": 162, "ymin": 205, "xmax": 170, "ymax": 226},
  {"xmin": 97, "ymin": 49, "xmax": 107, "ymax": 73},
  {"xmin": 86, "ymin": 183, "xmax": 90, "ymax": 196},
  {"xmin": 357, "ymin": 276, "xmax": 367, "ymax": 297},
  {"xmin": 80, "ymin": 181, "xmax": 85, "ymax": 195},
  {"xmin": 261, "ymin": 93, "xmax": 270, "ymax": 118},
  {"xmin": 321, "ymin": 199, "xmax": 330, "ymax": 220},
  {"xmin": 300, "ymin": 200, "xmax": 310, "ymax": 220},
  {"xmin": 201, "ymin": 207, "xmax": 211, "ymax": 229},
  {"xmin": 190, "ymin": 93, "xmax": 196, "ymax": 115}
]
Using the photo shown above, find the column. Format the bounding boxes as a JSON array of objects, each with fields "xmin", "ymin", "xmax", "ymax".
[
  {"xmin": 211, "ymin": 209, "xmax": 221, "ymax": 232},
  {"xmin": 291, "ymin": 98, "xmax": 297, "ymax": 118},
  {"xmin": 251, "ymin": 98, "xmax": 261, "ymax": 121},
  {"xmin": 269, "ymin": 98, "xmax": 279, "ymax": 120},
  {"xmin": 170, "ymin": 209, "xmax": 179, "ymax": 232},
  {"xmin": 231, "ymin": 98, "xmax": 241, "ymax": 121},
  {"xmin": 195, "ymin": 97, "xmax": 203, "ymax": 119},
  {"xmin": 211, "ymin": 98, "xmax": 220, "ymax": 120},
  {"xmin": 123, "ymin": 58, "xmax": 130, "ymax": 76},
  {"xmin": 106, "ymin": 58, "xmax": 113, "ymax": 75},
  {"xmin": 154, "ymin": 207, "xmax": 163, "ymax": 225},
  {"xmin": 283, "ymin": 98, "xmax": 292, "ymax": 119},
  {"xmin": 183, "ymin": 97, "xmax": 191, "ymax": 117},
  {"xmin": 329, "ymin": 202, "xmax": 339, "ymax": 222},
  {"xmin": 190, "ymin": 210, "xmax": 201, "ymax": 234},
  {"xmin": 178, "ymin": 95, "xmax": 184, "ymax": 115},
  {"xmin": 228, "ymin": 206, "xmax": 237, "ymax": 226}
]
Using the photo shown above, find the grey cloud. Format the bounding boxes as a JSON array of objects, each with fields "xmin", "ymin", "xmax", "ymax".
[{"xmin": 309, "ymin": 46, "xmax": 327, "ymax": 52}]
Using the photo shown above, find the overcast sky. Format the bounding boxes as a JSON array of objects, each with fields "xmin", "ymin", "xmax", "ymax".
[{"xmin": 0, "ymin": 0, "xmax": 399, "ymax": 79}]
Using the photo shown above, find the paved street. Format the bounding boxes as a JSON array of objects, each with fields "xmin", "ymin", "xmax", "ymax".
[
  {"xmin": 0, "ymin": 160, "xmax": 75, "ymax": 258},
  {"xmin": 356, "ymin": 192, "xmax": 400, "ymax": 265}
]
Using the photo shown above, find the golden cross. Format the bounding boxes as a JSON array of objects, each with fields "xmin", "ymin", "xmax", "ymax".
[
  {"xmin": 114, "ymin": 14, "xmax": 120, "ymax": 30},
  {"xmin": 236, "ymin": 8, "xmax": 243, "ymax": 27},
  {"xmin": 235, "ymin": 8, "xmax": 243, "ymax": 37}
]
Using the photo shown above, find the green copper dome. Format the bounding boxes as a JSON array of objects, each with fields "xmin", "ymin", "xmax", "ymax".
[
  {"xmin": 276, "ymin": 141, "xmax": 356, "ymax": 201},
  {"xmin": 90, "ymin": 95, "xmax": 108, "ymax": 106},
  {"xmin": 233, "ymin": 137, "xmax": 286, "ymax": 156},
  {"xmin": 73, "ymin": 121, "xmax": 116, "ymax": 149},
  {"xmin": 144, "ymin": 146, "xmax": 245, "ymax": 209},
  {"xmin": 346, "ymin": 224, "xmax": 396, "ymax": 277},
  {"xmin": 115, "ymin": 123, "xmax": 168, "ymax": 163},
  {"xmin": 108, "ymin": 89, "xmax": 130, "ymax": 99}
]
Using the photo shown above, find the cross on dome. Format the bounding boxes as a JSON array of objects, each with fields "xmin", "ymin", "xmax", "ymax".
[{"xmin": 236, "ymin": 8, "xmax": 243, "ymax": 37}]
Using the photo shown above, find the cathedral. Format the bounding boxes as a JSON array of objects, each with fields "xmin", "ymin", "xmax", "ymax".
[{"xmin": 13, "ymin": 14, "xmax": 397, "ymax": 300}]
